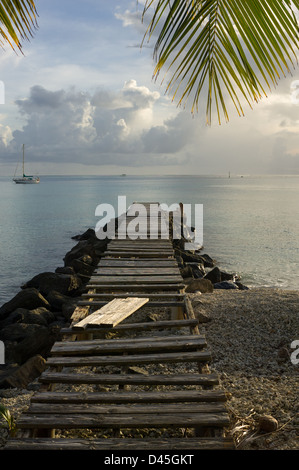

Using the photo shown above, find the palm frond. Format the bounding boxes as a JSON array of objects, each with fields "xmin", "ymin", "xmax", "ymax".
[
  {"xmin": 0, "ymin": 0, "xmax": 38, "ymax": 52},
  {"xmin": 142, "ymin": 0, "xmax": 299, "ymax": 124}
]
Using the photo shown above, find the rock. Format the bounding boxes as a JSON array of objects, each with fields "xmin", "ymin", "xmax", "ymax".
[
  {"xmin": 6, "ymin": 325, "xmax": 60, "ymax": 365},
  {"xmin": 128, "ymin": 366, "xmax": 149, "ymax": 375},
  {"xmin": 0, "ymin": 323, "xmax": 43, "ymax": 342},
  {"xmin": 63, "ymin": 238, "xmax": 106, "ymax": 266},
  {"xmin": 55, "ymin": 266, "xmax": 75, "ymax": 275},
  {"xmin": 70, "ymin": 258, "xmax": 95, "ymax": 276},
  {"xmin": 195, "ymin": 311, "xmax": 211, "ymax": 323},
  {"xmin": 0, "ymin": 355, "xmax": 46, "ymax": 389},
  {"xmin": 220, "ymin": 270, "xmax": 237, "ymax": 281},
  {"xmin": 72, "ymin": 228, "xmax": 97, "ymax": 241},
  {"xmin": 22, "ymin": 272, "xmax": 82, "ymax": 297},
  {"xmin": 204, "ymin": 267, "xmax": 221, "ymax": 284},
  {"xmin": 214, "ymin": 281, "xmax": 239, "ymax": 289},
  {"xmin": 235, "ymin": 281, "xmax": 249, "ymax": 290},
  {"xmin": 185, "ymin": 279, "xmax": 214, "ymax": 293},
  {"xmin": 181, "ymin": 251, "xmax": 215, "ymax": 268},
  {"xmin": 180, "ymin": 265, "xmax": 194, "ymax": 279},
  {"xmin": 187, "ymin": 263, "xmax": 206, "ymax": 278},
  {"xmin": 258, "ymin": 415, "xmax": 278, "ymax": 433},
  {"xmin": 0, "ymin": 288, "xmax": 50, "ymax": 322}
]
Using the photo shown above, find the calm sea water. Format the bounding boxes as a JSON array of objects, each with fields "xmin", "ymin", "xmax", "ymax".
[{"xmin": 0, "ymin": 174, "xmax": 298, "ymax": 305}]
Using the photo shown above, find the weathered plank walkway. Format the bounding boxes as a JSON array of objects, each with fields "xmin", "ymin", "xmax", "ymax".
[{"xmin": 5, "ymin": 202, "xmax": 234, "ymax": 451}]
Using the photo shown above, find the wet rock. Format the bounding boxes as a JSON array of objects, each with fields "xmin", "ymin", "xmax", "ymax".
[
  {"xmin": 0, "ymin": 288, "xmax": 50, "ymax": 322},
  {"xmin": 214, "ymin": 281, "xmax": 239, "ymax": 290}
]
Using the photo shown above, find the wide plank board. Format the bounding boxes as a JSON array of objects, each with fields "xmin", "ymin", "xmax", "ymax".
[
  {"xmin": 39, "ymin": 371, "xmax": 219, "ymax": 386},
  {"xmin": 50, "ymin": 335, "xmax": 207, "ymax": 356},
  {"xmin": 94, "ymin": 268, "xmax": 180, "ymax": 275},
  {"xmin": 73, "ymin": 297, "xmax": 149, "ymax": 330},
  {"xmin": 16, "ymin": 412, "xmax": 230, "ymax": 429},
  {"xmin": 98, "ymin": 260, "xmax": 177, "ymax": 267},
  {"xmin": 4, "ymin": 437, "xmax": 235, "ymax": 450},
  {"xmin": 46, "ymin": 350, "xmax": 212, "ymax": 367},
  {"xmin": 27, "ymin": 402, "xmax": 227, "ymax": 415},
  {"xmin": 89, "ymin": 276, "xmax": 182, "ymax": 284},
  {"xmin": 31, "ymin": 389, "xmax": 227, "ymax": 404}
]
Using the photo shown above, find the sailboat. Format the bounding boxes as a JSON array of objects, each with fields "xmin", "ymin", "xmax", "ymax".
[{"xmin": 13, "ymin": 144, "xmax": 40, "ymax": 184}]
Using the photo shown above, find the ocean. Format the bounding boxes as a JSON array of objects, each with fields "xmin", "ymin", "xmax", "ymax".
[{"xmin": 0, "ymin": 174, "xmax": 298, "ymax": 305}]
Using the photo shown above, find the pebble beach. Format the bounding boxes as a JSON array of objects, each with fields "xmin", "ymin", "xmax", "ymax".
[{"xmin": 191, "ymin": 287, "xmax": 299, "ymax": 450}]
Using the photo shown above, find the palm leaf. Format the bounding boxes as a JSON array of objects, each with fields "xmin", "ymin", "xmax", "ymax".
[
  {"xmin": 142, "ymin": 0, "xmax": 299, "ymax": 124},
  {"xmin": 0, "ymin": 0, "xmax": 38, "ymax": 52}
]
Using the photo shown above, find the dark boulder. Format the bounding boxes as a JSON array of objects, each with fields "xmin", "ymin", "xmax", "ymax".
[
  {"xmin": 0, "ymin": 307, "xmax": 56, "ymax": 329},
  {"xmin": 0, "ymin": 288, "xmax": 50, "ymax": 322},
  {"xmin": 72, "ymin": 228, "xmax": 97, "ymax": 241},
  {"xmin": 204, "ymin": 267, "xmax": 222, "ymax": 284},
  {"xmin": 6, "ymin": 325, "xmax": 60, "ymax": 365},
  {"xmin": 22, "ymin": 272, "xmax": 82, "ymax": 297},
  {"xmin": 46, "ymin": 290, "xmax": 79, "ymax": 320}
]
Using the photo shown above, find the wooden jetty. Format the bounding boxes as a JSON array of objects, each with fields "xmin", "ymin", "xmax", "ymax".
[{"xmin": 4, "ymin": 202, "xmax": 234, "ymax": 451}]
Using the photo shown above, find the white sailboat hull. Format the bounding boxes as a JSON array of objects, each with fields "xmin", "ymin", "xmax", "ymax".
[{"xmin": 13, "ymin": 177, "xmax": 40, "ymax": 184}]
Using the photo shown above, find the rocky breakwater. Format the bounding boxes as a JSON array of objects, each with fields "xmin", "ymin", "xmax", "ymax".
[
  {"xmin": 0, "ymin": 228, "xmax": 108, "ymax": 389},
  {"xmin": 168, "ymin": 210, "xmax": 249, "ymax": 295}
]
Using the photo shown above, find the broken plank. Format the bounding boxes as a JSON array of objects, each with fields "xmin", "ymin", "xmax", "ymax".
[{"xmin": 73, "ymin": 297, "xmax": 149, "ymax": 330}]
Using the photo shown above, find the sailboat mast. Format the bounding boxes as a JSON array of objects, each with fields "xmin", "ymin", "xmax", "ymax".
[{"xmin": 22, "ymin": 144, "xmax": 25, "ymax": 177}]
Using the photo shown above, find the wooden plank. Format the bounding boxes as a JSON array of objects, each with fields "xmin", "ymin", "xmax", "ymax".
[
  {"xmin": 60, "ymin": 318, "xmax": 199, "ymax": 335},
  {"xmin": 103, "ymin": 251, "xmax": 173, "ymax": 258},
  {"xmin": 77, "ymin": 301, "xmax": 185, "ymax": 308},
  {"xmin": 86, "ymin": 283, "xmax": 185, "ymax": 291},
  {"xmin": 70, "ymin": 289, "xmax": 95, "ymax": 324},
  {"xmin": 39, "ymin": 371, "xmax": 219, "ymax": 386},
  {"xmin": 98, "ymin": 260, "xmax": 177, "ymax": 267},
  {"xmin": 27, "ymin": 402, "xmax": 227, "ymax": 415},
  {"xmin": 50, "ymin": 335, "xmax": 207, "ymax": 355},
  {"xmin": 45, "ymin": 350, "xmax": 212, "ymax": 367},
  {"xmin": 16, "ymin": 411, "xmax": 230, "ymax": 429},
  {"xmin": 94, "ymin": 268, "xmax": 180, "ymax": 275},
  {"xmin": 4, "ymin": 437, "xmax": 235, "ymax": 450},
  {"xmin": 89, "ymin": 276, "xmax": 182, "ymax": 283},
  {"xmin": 73, "ymin": 297, "xmax": 149, "ymax": 329},
  {"xmin": 31, "ymin": 389, "xmax": 227, "ymax": 404},
  {"xmin": 80, "ymin": 292, "xmax": 184, "ymax": 298}
]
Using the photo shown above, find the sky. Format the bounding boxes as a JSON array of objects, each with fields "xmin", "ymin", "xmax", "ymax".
[{"xmin": 1, "ymin": 0, "xmax": 299, "ymax": 176}]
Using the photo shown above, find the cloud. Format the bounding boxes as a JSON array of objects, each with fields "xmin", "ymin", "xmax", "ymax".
[{"xmin": 1, "ymin": 80, "xmax": 181, "ymax": 169}]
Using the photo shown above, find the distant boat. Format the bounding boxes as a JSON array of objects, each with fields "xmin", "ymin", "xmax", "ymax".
[{"xmin": 13, "ymin": 145, "xmax": 40, "ymax": 184}]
